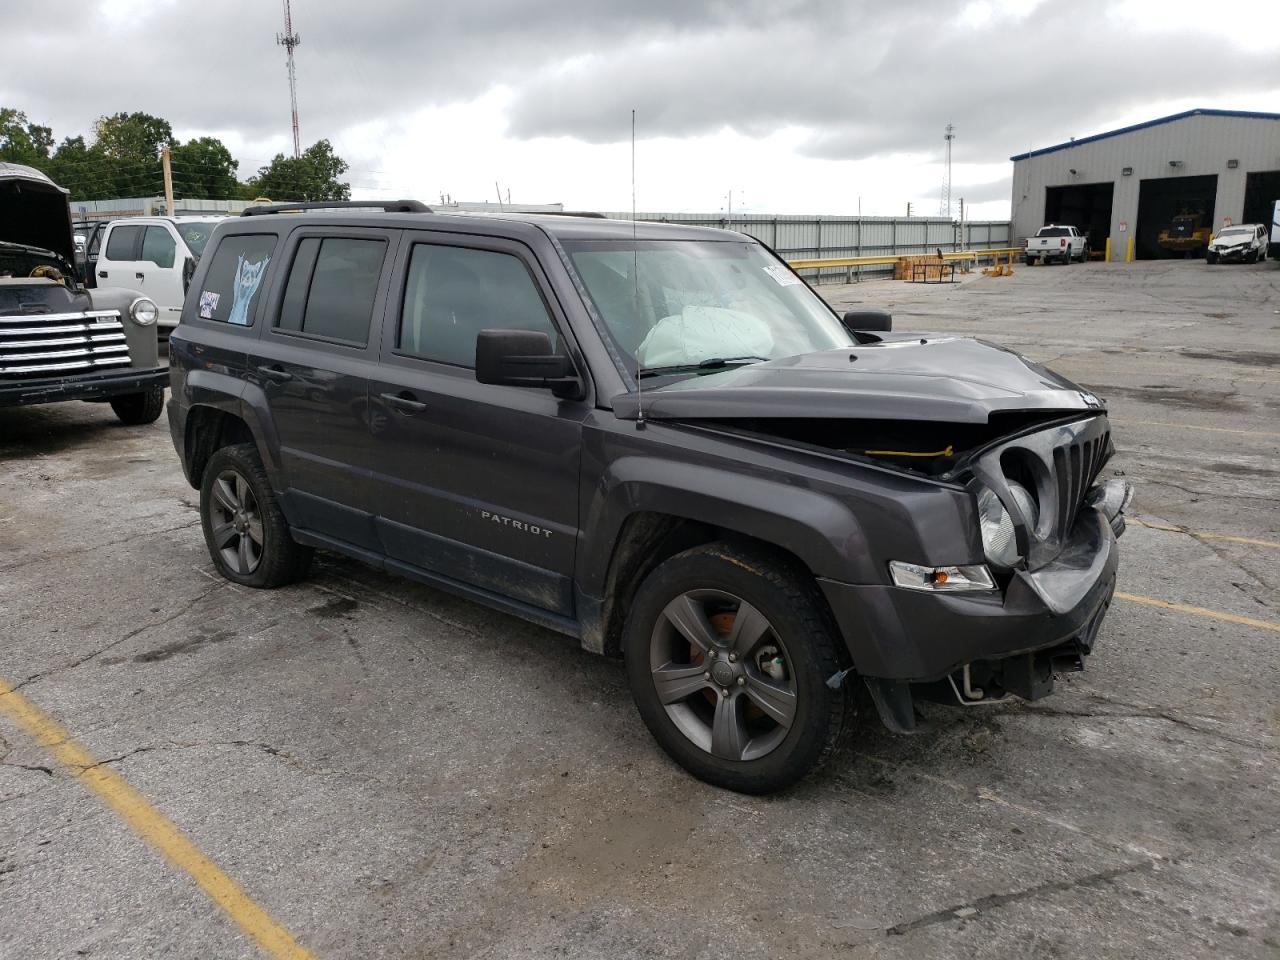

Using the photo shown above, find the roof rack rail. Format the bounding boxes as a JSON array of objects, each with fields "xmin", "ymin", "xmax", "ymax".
[
  {"xmin": 532, "ymin": 210, "xmax": 607, "ymax": 219},
  {"xmin": 241, "ymin": 199, "xmax": 431, "ymax": 217}
]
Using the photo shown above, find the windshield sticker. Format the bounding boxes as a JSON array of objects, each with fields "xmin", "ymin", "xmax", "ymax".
[
  {"xmin": 228, "ymin": 254, "xmax": 270, "ymax": 326},
  {"xmin": 762, "ymin": 264, "xmax": 802, "ymax": 287},
  {"xmin": 198, "ymin": 290, "xmax": 220, "ymax": 319}
]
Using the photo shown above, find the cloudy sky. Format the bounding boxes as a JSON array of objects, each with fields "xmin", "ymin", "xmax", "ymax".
[{"xmin": 6, "ymin": 0, "xmax": 1279, "ymax": 218}]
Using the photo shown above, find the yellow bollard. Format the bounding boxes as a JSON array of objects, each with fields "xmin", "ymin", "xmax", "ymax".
[
  {"xmin": 1125, "ymin": 236, "xmax": 1134, "ymax": 262},
  {"xmin": 1104, "ymin": 237, "xmax": 1111, "ymax": 262}
]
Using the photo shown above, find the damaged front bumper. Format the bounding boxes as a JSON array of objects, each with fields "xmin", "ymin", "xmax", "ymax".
[{"xmin": 819, "ymin": 487, "xmax": 1128, "ymax": 733}]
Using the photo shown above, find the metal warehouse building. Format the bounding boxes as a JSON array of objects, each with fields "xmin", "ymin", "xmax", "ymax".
[{"xmin": 1010, "ymin": 109, "xmax": 1280, "ymax": 261}]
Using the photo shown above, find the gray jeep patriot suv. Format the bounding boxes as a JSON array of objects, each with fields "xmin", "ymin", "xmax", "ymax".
[{"xmin": 167, "ymin": 200, "xmax": 1130, "ymax": 793}]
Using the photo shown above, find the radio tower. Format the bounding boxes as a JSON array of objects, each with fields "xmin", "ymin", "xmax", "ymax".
[
  {"xmin": 277, "ymin": 0, "xmax": 302, "ymax": 159},
  {"xmin": 939, "ymin": 122, "xmax": 954, "ymax": 218}
]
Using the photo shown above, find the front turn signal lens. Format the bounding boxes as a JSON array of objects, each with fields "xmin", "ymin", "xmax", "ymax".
[{"xmin": 889, "ymin": 561, "xmax": 996, "ymax": 593}]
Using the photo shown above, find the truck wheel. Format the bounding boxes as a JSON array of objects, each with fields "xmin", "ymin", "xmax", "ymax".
[
  {"xmin": 624, "ymin": 542, "xmax": 852, "ymax": 794},
  {"xmin": 199, "ymin": 443, "xmax": 312, "ymax": 588},
  {"xmin": 109, "ymin": 385, "xmax": 165, "ymax": 425}
]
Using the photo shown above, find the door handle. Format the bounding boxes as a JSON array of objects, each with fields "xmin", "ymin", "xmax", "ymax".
[
  {"xmin": 98, "ymin": 271, "xmax": 108, "ymax": 278},
  {"xmin": 135, "ymin": 272, "xmax": 145, "ymax": 279},
  {"xmin": 256, "ymin": 365, "xmax": 293, "ymax": 382},
  {"xmin": 379, "ymin": 391, "xmax": 427, "ymax": 414}
]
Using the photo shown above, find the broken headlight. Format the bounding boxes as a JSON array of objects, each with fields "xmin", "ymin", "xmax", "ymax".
[{"xmin": 976, "ymin": 485, "xmax": 1019, "ymax": 567}]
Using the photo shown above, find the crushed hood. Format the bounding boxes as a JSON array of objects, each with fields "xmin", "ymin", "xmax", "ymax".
[
  {"xmin": 0, "ymin": 162, "xmax": 75, "ymax": 266},
  {"xmin": 612, "ymin": 335, "xmax": 1104, "ymax": 424}
]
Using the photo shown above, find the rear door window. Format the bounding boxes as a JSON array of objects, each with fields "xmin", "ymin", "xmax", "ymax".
[
  {"xmin": 275, "ymin": 237, "xmax": 386, "ymax": 346},
  {"xmin": 194, "ymin": 234, "xmax": 277, "ymax": 326},
  {"xmin": 104, "ymin": 225, "xmax": 142, "ymax": 261},
  {"xmin": 141, "ymin": 226, "xmax": 177, "ymax": 268}
]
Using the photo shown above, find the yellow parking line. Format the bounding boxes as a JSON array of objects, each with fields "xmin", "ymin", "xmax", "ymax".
[
  {"xmin": 1114, "ymin": 592, "xmax": 1280, "ymax": 633},
  {"xmin": 1128, "ymin": 517, "xmax": 1280, "ymax": 549},
  {"xmin": 1112, "ymin": 419, "xmax": 1280, "ymax": 439},
  {"xmin": 0, "ymin": 678, "xmax": 314, "ymax": 960}
]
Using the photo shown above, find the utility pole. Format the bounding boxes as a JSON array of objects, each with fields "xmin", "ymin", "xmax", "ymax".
[
  {"xmin": 906, "ymin": 201, "xmax": 913, "ymax": 218},
  {"xmin": 277, "ymin": 0, "xmax": 302, "ymax": 159},
  {"xmin": 161, "ymin": 144, "xmax": 175, "ymax": 217},
  {"xmin": 939, "ymin": 122, "xmax": 954, "ymax": 218}
]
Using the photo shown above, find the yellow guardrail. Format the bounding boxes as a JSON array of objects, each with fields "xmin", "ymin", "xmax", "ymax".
[{"xmin": 787, "ymin": 248, "xmax": 1025, "ymax": 279}]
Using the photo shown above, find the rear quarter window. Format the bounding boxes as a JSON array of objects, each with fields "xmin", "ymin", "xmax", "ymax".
[{"xmin": 195, "ymin": 234, "xmax": 277, "ymax": 326}]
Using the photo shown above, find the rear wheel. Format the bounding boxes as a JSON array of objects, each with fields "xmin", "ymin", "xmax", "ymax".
[
  {"xmin": 624, "ymin": 542, "xmax": 852, "ymax": 794},
  {"xmin": 200, "ymin": 443, "xmax": 312, "ymax": 588},
  {"xmin": 109, "ymin": 385, "xmax": 164, "ymax": 425}
]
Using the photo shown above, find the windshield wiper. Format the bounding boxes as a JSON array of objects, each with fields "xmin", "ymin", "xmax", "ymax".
[{"xmin": 637, "ymin": 356, "xmax": 769, "ymax": 379}]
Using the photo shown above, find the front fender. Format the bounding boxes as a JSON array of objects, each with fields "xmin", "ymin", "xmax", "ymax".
[{"xmin": 577, "ymin": 454, "xmax": 874, "ymax": 596}]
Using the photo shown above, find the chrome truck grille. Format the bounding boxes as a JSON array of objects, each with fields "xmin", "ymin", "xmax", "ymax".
[{"xmin": 0, "ymin": 310, "xmax": 130, "ymax": 378}]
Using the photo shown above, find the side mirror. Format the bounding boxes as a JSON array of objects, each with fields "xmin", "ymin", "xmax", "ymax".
[
  {"xmin": 842, "ymin": 309, "xmax": 892, "ymax": 333},
  {"xmin": 475, "ymin": 329, "xmax": 581, "ymax": 398},
  {"xmin": 182, "ymin": 256, "xmax": 196, "ymax": 294}
]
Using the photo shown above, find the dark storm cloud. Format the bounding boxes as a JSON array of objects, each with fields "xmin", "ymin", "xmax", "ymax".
[{"xmin": 3, "ymin": 0, "xmax": 1276, "ymax": 167}]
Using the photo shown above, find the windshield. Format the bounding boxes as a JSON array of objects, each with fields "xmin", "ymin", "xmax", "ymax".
[
  {"xmin": 175, "ymin": 220, "xmax": 221, "ymax": 257},
  {"xmin": 564, "ymin": 240, "xmax": 852, "ymax": 377},
  {"xmin": 1216, "ymin": 227, "xmax": 1250, "ymax": 238},
  {"xmin": 1037, "ymin": 227, "xmax": 1070, "ymax": 237}
]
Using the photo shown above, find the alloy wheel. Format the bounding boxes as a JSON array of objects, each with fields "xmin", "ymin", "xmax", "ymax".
[
  {"xmin": 649, "ymin": 589, "xmax": 797, "ymax": 762},
  {"xmin": 208, "ymin": 469, "xmax": 264, "ymax": 575}
]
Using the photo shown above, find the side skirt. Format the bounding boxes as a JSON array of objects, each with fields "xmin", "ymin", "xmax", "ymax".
[{"xmin": 289, "ymin": 527, "xmax": 581, "ymax": 640}]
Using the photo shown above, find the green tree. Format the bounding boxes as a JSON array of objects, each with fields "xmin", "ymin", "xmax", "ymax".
[
  {"xmin": 93, "ymin": 112, "xmax": 172, "ymax": 196},
  {"xmin": 47, "ymin": 136, "xmax": 114, "ymax": 200},
  {"xmin": 93, "ymin": 111, "xmax": 173, "ymax": 164},
  {"xmin": 247, "ymin": 139, "xmax": 351, "ymax": 201},
  {"xmin": 169, "ymin": 136, "xmax": 240, "ymax": 200},
  {"xmin": 0, "ymin": 107, "xmax": 54, "ymax": 166}
]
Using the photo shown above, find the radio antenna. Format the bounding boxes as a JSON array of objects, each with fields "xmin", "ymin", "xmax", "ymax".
[{"xmin": 632, "ymin": 108, "xmax": 645, "ymax": 430}]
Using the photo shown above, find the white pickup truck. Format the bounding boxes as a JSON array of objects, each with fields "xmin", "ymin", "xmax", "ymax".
[{"xmin": 1023, "ymin": 224, "xmax": 1088, "ymax": 265}]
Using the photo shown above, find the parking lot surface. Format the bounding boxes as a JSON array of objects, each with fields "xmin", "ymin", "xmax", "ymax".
[{"xmin": 1, "ymin": 260, "xmax": 1277, "ymax": 959}]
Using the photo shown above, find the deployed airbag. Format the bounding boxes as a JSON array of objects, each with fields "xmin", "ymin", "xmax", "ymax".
[{"xmin": 637, "ymin": 306, "xmax": 774, "ymax": 367}]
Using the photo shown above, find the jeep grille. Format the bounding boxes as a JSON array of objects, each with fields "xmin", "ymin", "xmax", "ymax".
[
  {"xmin": 974, "ymin": 415, "xmax": 1112, "ymax": 571},
  {"xmin": 0, "ymin": 310, "xmax": 131, "ymax": 378}
]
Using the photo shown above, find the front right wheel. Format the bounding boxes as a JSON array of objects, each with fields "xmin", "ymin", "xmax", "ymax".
[{"xmin": 624, "ymin": 542, "xmax": 852, "ymax": 794}]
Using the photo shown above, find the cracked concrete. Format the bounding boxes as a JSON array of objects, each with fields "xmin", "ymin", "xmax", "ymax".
[{"xmin": 0, "ymin": 260, "xmax": 1277, "ymax": 959}]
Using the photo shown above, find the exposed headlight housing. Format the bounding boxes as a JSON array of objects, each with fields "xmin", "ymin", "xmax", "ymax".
[
  {"xmin": 976, "ymin": 485, "xmax": 1020, "ymax": 567},
  {"xmin": 129, "ymin": 297, "xmax": 158, "ymax": 326},
  {"xmin": 889, "ymin": 561, "xmax": 996, "ymax": 593}
]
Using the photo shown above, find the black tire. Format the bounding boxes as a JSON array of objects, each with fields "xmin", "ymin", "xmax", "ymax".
[
  {"xmin": 199, "ymin": 443, "xmax": 312, "ymax": 588},
  {"xmin": 109, "ymin": 385, "xmax": 165, "ymax": 425},
  {"xmin": 624, "ymin": 541, "xmax": 852, "ymax": 794},
  {"xmin": 1026, "ymin": 256, "xmax": 1037, "ymax": 266},
  {"xmin": 1206, "ymin": 251, "xmax": 1218, "ymax": 264}
]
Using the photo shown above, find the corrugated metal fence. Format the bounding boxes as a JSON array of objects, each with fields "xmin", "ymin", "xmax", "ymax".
[{"xmin": 604, "ymin": 213, "xmax": 1011, "ymax": 282}]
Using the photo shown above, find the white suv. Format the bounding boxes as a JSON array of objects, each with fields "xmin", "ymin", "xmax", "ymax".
[
  {"xmin": 1206, "ymin": 223, "xmax": 1268, "ymax": 264},
  {"xmin": 95, "ymin": 217, "xmax": 225, "ymax": 327}
]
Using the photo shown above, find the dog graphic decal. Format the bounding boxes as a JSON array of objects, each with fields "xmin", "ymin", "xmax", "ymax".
[{"xmin": 228, "ymin": 254, "xmax": 270, "ymax": 325}]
